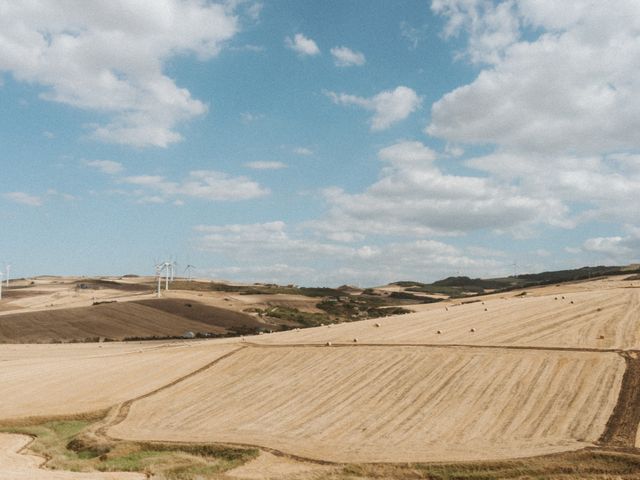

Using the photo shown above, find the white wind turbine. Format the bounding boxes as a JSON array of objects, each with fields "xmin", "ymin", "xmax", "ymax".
[
  {"xmin": 155, "ymin": 263, "xmax": 164, "ymax": 297},
  {"xmin": 163, "ymin": 261, "xmax": 172, "ymax": 290},
  {"xmin": 184, "ymin": 264, "xmax": 196, "ymax": 281},
  {"xmin": 170, "ymin": 260, "xmax": 177, "ymax": 282}
]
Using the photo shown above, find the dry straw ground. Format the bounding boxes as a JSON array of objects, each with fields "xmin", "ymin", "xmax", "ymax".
[{"xmin": 0, "ymin": 276, "xmax": 639, "ymax": 478}]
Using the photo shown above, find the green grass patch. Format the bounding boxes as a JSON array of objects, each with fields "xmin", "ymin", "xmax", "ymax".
[
  {"xmin": 317, "ymin": 296, "xmax": 412, "ymax": 320},
  {"xmin": 1, "ymin": 419, "xmax": 258, "ymax": 479},
  {"xmin": 167, "ymin": 280, "xmax": 343, "ymax": 297},
  {"xmin": 251, "ymin": 305, "xmax": 334, "ymax": 327}
]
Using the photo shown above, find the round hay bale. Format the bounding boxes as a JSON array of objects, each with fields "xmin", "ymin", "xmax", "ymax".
[
  {"xmin": 470, "ymin": 328, "xmax": 476, "ymax": 333},
  {"xmin": 437, "ymin": 330, "xmax": 442, "ymax": 334},
  {"xmin": 484, "ymin": 308, "xmax": 488, "ymax": 311},
  {"xmin": 353, "ymin": 338, "xmax": 358, "ymax": 343},
  {"xmin": 326, "ymin": 341, "xmax": 332, "ymax": 346},
  {"xmin": 570, "ymin": 300, "xmax": 574, "ymax": 304},
  {"xmin": 374, "ymin": 322, "xmax": 381, "ymax": 327}
]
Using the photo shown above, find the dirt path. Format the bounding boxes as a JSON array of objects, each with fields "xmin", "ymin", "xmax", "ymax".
[{"xmin": 244, "ymin": 340, "xmax": 636, "ymax": 354}]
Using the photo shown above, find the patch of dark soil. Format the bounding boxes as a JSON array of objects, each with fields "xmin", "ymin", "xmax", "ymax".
[
  {"xmin": 134, "ymin": 299, "xmax": 264, "ymax": 331},
  {"xmin": 599, "ymin": 353, "xmax": 640, "ymax": 447},
  {"xmin": 74, "ymin": 279, "xmax": 151, "ymax": 292}
]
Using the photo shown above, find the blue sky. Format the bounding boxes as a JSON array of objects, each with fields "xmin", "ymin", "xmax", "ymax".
[{"xmin": 1, "ymin": 1, "xmax": 639, "ymax": 286}]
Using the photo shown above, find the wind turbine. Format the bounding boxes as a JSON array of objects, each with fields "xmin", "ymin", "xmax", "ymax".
[
  {"xmin": 163, "ymin": 261, "xmax": 171, "ymax": 290},
  {"xmin": 155, "ymin": 263, "xmax": 164, "ymax": 297},
  {"xmin": 170, "ymin": 260, "xmax": 177, "ymax": 282},
  {"xmin": 184, "ymin": 264, "xmax": 196, "ymax": 281}
]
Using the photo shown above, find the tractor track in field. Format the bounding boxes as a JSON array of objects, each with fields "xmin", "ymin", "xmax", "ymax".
[{"xmin": 244, "ymin": 340, "xmax": 640, "ymax": 355}]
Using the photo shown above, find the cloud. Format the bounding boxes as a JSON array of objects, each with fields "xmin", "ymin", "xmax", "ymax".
[
  {"xmin": 422, "ymin": 0, "xmax": 640, "ymax": 246},
  {"xmin": 310, "ymin": 141, "xmax": 565, "ymax": 239},
  {"xmin": 582, "ymin": 226, "xmax": 640, "ymax": 263},
  {"xmin": 465, "ymin": 152, "xmax": 640, "ymax": 226},
  {"xmin": 0, "ymin": 1, "xmax": 239, "ymax": 147},
  {"xmin": 193, "ymin": 220, "xmax": 507, "ymax": 285},
  {"xmin": 330, "ymin": 46, "xmax": 365, "ymax": 67},
  {"xmin": 3, "ymin": 191, "xmax": 43, "ymax": 206},
  {"xmin": 245, "ymin": 161, "xmax": 286, "ymax": 170},
  {"xmin": 240, "ymin": 112, "xmax": 264, "ymax": 124},
  {"xmin": 230, "ymin": 44, "xmax": 265, "ymax": 53},
  {"xmin": 293, "ymin": 147, "xmax": 313, "ymax": 156},
  {"xmin": 327, "ymin": 86, "xmax": 421, "ymax": 130},
  {"xmin": 431, "ymin": 0, "xmax": 521, "ymax": 65},
  {"xmin": 400, "ymin": 21, "xmax": 428, "ymax": 50},
  {"xmin": 285, "ymin": 33, "xmax": 320, "ymax": 56},
  {"xmin": 84, "ymin": 160, "xmax": 124, "ymax": 175},
  {"xmin": 46, "ymin": 189, "xmax": 76, "ymax": 201},
  {"xmin": 428, "ymin": 1, "xmax": 640, "ymax": 155},
  {"xmin": 122, "ymin": 170, "xmax": 269, "ymax": 202}
]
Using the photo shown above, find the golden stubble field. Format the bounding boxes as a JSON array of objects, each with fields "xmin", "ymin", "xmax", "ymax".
[
  {"xmin": 108, "ymin": 346, "xmax": 624, "ymax": 463},
  {"xmin": 1, "ymin": 275, "xmax": 639, "ymax": 477}
]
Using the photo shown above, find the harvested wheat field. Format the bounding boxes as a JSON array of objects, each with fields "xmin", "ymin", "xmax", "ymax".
[
  {"xmin": 108, "ymin": 345, "xmax": 624, "ymax": 463},
  {"xmin": 252, "ymin": 280, "xmax": 640, "ymax": 350},
  {"xmin": 0, "ymin": 341, "xmax": 238, "ymax": 421},
  {"xmin": 1, "ymin": 276, "xmax": 640, "ymax": 477}
]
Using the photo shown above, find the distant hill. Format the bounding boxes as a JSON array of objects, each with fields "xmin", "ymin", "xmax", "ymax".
[{"xmin": 391, "ymin": 264, "xmax": 640, "ymax": 298}]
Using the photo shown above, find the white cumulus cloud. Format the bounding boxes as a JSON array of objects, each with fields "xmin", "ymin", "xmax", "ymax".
[
  {"xmin": 245, "ymin": 161, "xmax": 286, "ymax": 170},
  {"xmin": 293, "ymin": 147, "xmax": 314, "ymax": 156},
  {"xmin": 285, "ymin": 33, "xmax": 320, "ymax": 56},
  {"xmin": 327, "ymin": 86, "xmax": 421, "ymax": 130},
  {"xmin": 310, "ymin": 141, "xmax": 567, "ymax": 239},
  {"xmin": 84, "ymin": 160, "xmax": 124, "ymax": 175},
  {"xmin": 0, "ymin": 1, "xmax": 239, "ymax": 148},
  {"xmin": 122, "ymin": 170, "xmax": 269, "ymax": 202},
  {"xmin": 3, "ymin": 192, "xmax": 43, "ymax": 206},
  {"xmin": 428, "ymin": 0, "xmax": 640, "ymax": 155},
  {"xmin": 330, "ymin": 46, "xmax": 366, "ymax": 66},
  {"xmin": 193, "ymin": 220, "xmax": 507, "ymax": 285}
]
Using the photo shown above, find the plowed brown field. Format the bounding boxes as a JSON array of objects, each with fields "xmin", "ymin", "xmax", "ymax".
[{"xmin": 0, "ymin": 300, "xmax": 262, "ymax": 343}]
